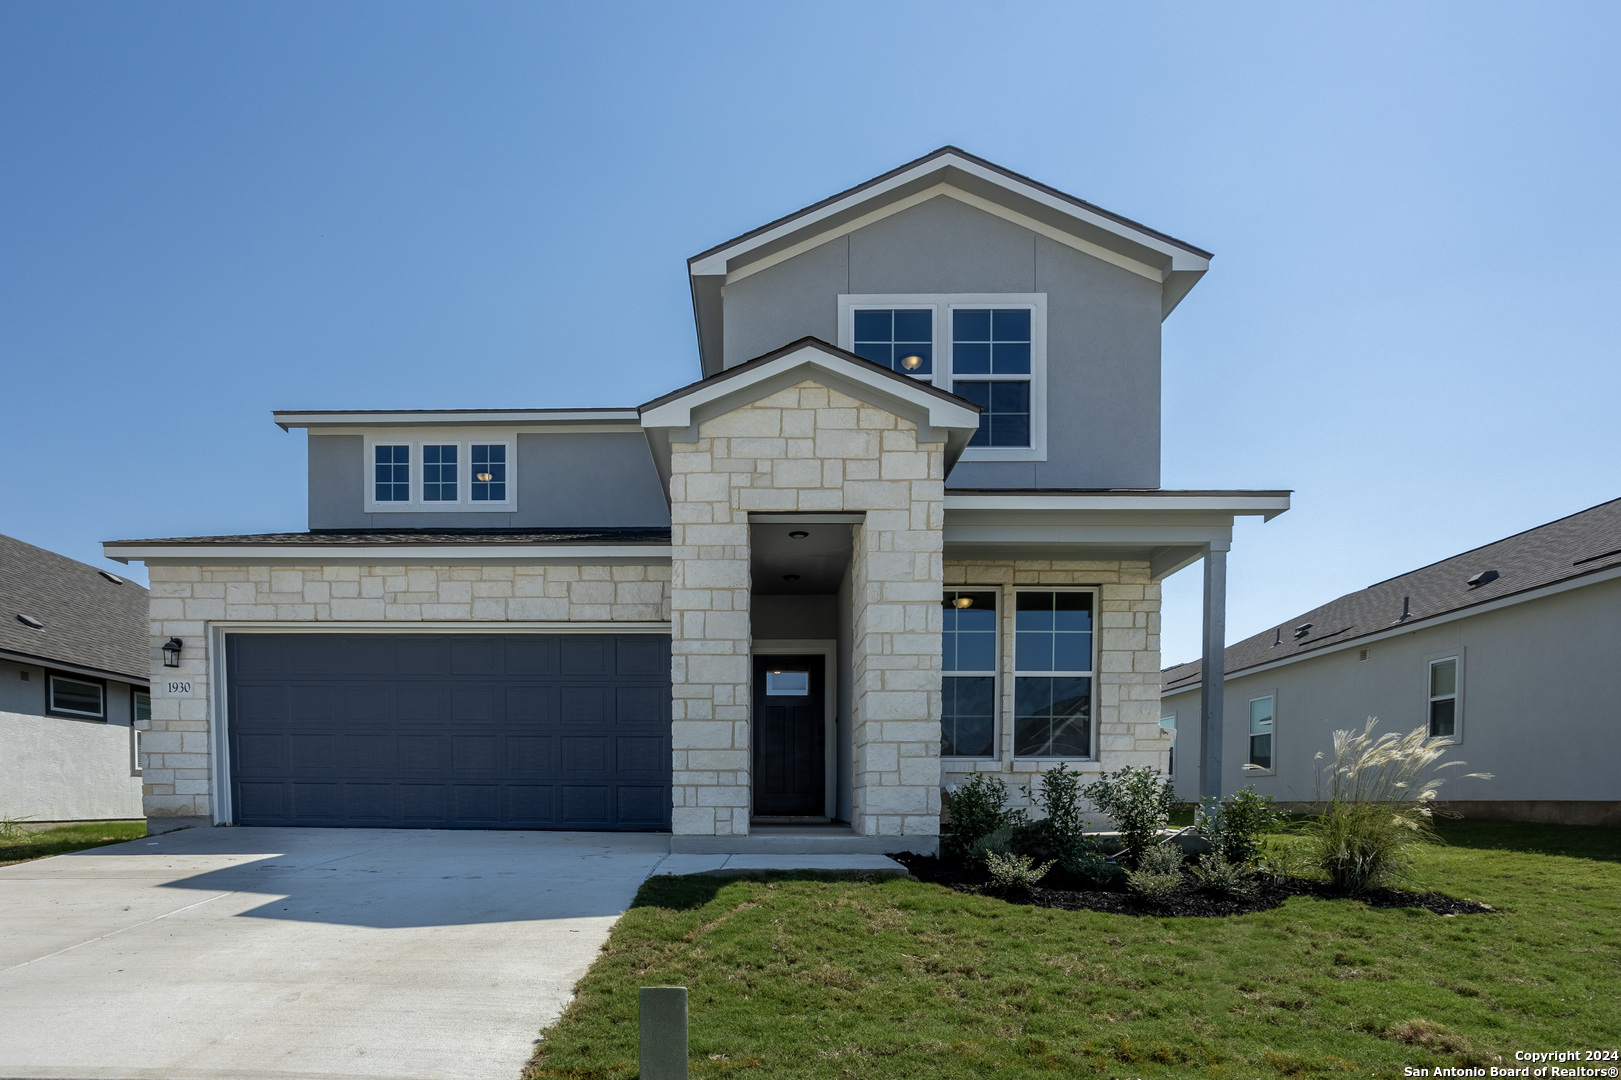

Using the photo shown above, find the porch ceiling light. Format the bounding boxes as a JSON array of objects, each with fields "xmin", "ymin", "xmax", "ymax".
[
  {"xmin": 899, "ymin": 354, "xmax": 924, "ymax": 371},
  {"xmin": 789, "ymin": 530, "xmax": 809, "ymax": 539},
  {"xmin": 953, "ymin": 596, "xmax": 974, "ymax": 608},
  {"xmin": 782, "ymin": 574, "xmax": 800, "ymax": 582},
  {"xmin": 162, "ymin": 637, "xmax": 183, "ymax": 668}
]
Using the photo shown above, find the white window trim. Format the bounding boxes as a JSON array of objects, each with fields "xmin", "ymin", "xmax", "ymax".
[
  {"xmin": 1160, "ymin": 712, "xmax": 1177, "ymax": 776},
  {"xmin": 942, "ymin": 588, "xmax": 999, "ymax": 760},
  {"xmin": 362, "ymin": 433, "xmax": 518, "ymax": 513},
  {"xmin": 48, "ymin": 673, "xmax": 105, "ymax": 720},
  {"xmin": 1245, "ymin": 692, "xmax": 1276, "ymax": 774},
  {"xmin": 1425, "ymin": 649, "xmax": 1464, "ymax": 744},
  {"xmin": 837, "ymin": 293, "xmax": 1048, "ymax": 462},
  {"xmin": 1010, "ymin": 585, "xmax": 1097, "ymax": 761}
]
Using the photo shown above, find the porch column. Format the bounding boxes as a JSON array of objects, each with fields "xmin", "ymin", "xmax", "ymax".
[{"xmin": 1199, "ymin": 540, "xmax": 1229, "ymax": 801}]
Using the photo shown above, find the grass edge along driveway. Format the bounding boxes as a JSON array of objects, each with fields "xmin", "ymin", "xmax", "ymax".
[
  {"xmin": 0, "ymin": 820, "xmax": 147, "ymax": 866},
  {"xmin": 526, "ymin": 820, "xmax": 1621, "ymax": 1080}
]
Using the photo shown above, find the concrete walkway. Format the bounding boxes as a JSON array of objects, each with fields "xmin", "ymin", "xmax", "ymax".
[{"xmin": 0, "ymin": 828, "xmax": 669, "ymax": 1080}]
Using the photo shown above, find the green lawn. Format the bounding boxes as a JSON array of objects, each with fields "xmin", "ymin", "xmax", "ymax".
[
  {"xmin": 527, "ymin": 820, "xmax": 1621, "ymax": 1079},
  {"xmin": 0, "ymin": 820, "xmax": 147, "ymax": 866}
]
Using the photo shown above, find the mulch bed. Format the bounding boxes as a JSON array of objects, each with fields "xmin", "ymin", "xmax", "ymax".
[{"xmin": 887, "ymin": 852, "xmax": 1496, "ymax": 918}]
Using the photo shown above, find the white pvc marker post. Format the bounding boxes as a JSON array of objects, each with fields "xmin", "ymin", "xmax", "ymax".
[{"xmin": 639, "ymin": 986, "xmax": 689, "ymax": 1080}]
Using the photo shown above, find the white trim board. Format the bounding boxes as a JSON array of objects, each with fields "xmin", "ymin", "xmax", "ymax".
[{"xmin": 105, "ymin": 544, "xmax": 674, "ymax": 565}]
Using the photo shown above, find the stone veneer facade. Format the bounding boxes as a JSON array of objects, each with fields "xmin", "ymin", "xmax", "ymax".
[
  {"xmin": 940, "ymin": 559, "xmax": 1166, "ymax": 809},
  {"xmin": 667, "ymin": 379, "xmax": 945, "ymax": 841},
  {"xmin": 141, "ymin": 563, "xmax": 671, "ymax": 821}
]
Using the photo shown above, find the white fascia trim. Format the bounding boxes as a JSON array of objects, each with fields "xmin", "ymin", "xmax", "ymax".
[
  {"xmin": 104, "ymin": 544, "xmax": 674, "ymax": 564},
  {"xmin": 1163, "ymin": 562, "xmax": 1621, "ymax": 695},
  {"xmin": 944, "ymin": 493, "xmax": 1291, "ymax": 519},
  {"xmin": 690, "ymin": 152, "xmax": 1206, "ymax": 280},
  {"xmin": 0, "ymin": 647, "xmax": 147, "ymax": 687},
  {"xmin": 640, "ymin": 347, "xmax": 981, "ymax": 436},
  {"xmin": 276, "ymin": 410, "xmax": 642, "ymax": 431}
]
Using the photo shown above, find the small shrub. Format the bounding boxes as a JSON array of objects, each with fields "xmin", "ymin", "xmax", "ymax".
[
  {"xmin": 967, "ymin": 825, "xmax": 1015, "ymax": 865},
  {"xmin": 1304, "ymin": 719, "xmax": 1492, "ymax": 893},
  {"xmin": 942, "ymin": 773, "xmax": 1022, "ymax": 862},
  {"xmin": 984, "ymin": 851, "xmax": 1053, "ymax": 890},
  {"xmin": 1009, "ymin": 764, "xmax": 1106, "ymax": 876},
  {"xmin": 1137, "ymin": 842, "xmax": 1184, "ymax": 876},
  {"xmin": 1125, "ymin": 867, "xmax": 1182, "ymax": 903},
  {"xmin": 1083, "ymin": 766, "xmax": 1177, "ymax": 868},
  {"xmin": 1189, "ymin": 856, "xmax": 1259, "ymax": 899},
  {"xmin": 1196, "ymin": 786, "xmax": 1288, "ymax": 866}
]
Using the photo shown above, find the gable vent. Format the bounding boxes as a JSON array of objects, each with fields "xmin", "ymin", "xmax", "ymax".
[
  {"xmin": 16, "ymin": 614, "xmax": 43, "ymax": 630},
  {"xmin": 1359, "ymin": 648, "xmax": 1369, "ymax": 661},
  {"xmin": 1466, "ymin": 570, "xmax": 1499, "ymax": 589}
]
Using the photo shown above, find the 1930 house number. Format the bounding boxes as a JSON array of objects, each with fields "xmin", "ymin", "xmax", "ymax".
[{"xmin": 166, "ymin": 680, "xmax": 194, "ymax": 696}]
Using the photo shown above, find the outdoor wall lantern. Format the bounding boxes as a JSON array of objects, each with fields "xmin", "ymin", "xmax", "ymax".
[{"xmin": 162, "ymin": 637, "xmax": 183, "ymax": 668}]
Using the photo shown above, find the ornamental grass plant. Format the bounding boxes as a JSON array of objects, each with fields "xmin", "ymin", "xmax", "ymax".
[{"xmin": 1305, "ymin": 719, "xmax": 1491, "ymax": 893}]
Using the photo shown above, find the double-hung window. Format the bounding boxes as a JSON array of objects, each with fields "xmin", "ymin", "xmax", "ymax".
[
  {"xmin": 49, "ymin": 674, "xmax": 105, "ymax": 720},
  {"xmin": 1248, "ymin": 696, "xmax": 1274, "ymax": 770},
  {"xmin": 1160, "ymin": 714, "xmax": 1177, "ymax": 775},
  {"xmin": 1428, "ymin": 658, "xmax": 1459, "ymax": 739},
  {"xmin": 1012, "ymin": 590, "xmax": 1094, "ymax": 758},
  {"xmin": 363, "ymin": 436, "xmax": 515, "ymax": 511},
  {"xmin": 838, "ymin": 294, "xmax": 1046, "ymax": 460},
  {"xmin": 941, "ymin": 590, "xmax": 997, "ymax": 757}
]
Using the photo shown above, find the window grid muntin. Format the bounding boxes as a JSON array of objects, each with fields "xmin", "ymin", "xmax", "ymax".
[
  {"xmin": 422, "ymin": 444, "xmax": 458, "ymax": 502},
  {"xmin": 374, "ymin": 445, "xmax": 410, "ymax": 502},
  {"xmin": 49, "ymin": 674, "xmax": 105, "ymax": 719},
  {"xmin": 471, "ymin": 443, "xmax": 507, "ymax": 502},
  {"xmin": 851, "ymin": 306, "xmax": 935, "ymax": 376},
  {"xmin": 1428, "ymin": 657, "xmax": 1459, "ymax": 739},
  {"xmin": 942, "ymin": 589, "xmax": 998, "ymax": 758},
  {"xmin": 951, "ymin": 304, "xmax": 1033, "ymax": 449},
  {"xmin": 1248, "ymin": 695, "xmax": 1275, "ymax": 770},
  {"xmin": 1012, "ymin": 588, "xmax": 1096, "ymax": 760}
]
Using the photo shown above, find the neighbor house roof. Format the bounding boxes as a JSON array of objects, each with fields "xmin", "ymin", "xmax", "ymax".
[
  {"xmin": 0, "ymin": 533, "xmax": 149, "ymax": 683},
  {"xmin": 687, "ymin": 146, "xmax": 1214, "ymax": 375},
  {"xmin": 1163, "ymin": 496, "xmax": 1621, "ymax": 693}
]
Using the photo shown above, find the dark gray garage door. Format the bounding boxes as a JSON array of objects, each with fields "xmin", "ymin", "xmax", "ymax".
[{"xmin": 225, "ymin": 633, "xmax": 671, "ymax": 830}]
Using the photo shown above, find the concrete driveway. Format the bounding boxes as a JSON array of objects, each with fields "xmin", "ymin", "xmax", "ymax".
[{"xmin": 0, "ymin": 827, "xmax": 672, "ymax": 1080}]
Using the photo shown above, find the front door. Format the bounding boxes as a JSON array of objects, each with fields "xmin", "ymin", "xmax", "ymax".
[{"xmin": 752, "ymin": 655, "xmax": 825, "ymax": 817}]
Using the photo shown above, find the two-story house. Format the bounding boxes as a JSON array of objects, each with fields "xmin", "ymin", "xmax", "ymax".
[{"xmin": 105, "ymin": 148, "xmax": 1288, "ymax": 852}]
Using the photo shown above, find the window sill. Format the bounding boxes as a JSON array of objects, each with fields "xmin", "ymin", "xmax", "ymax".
[{"xmin": 47, "ymin": 711, "xmax": 108, "ymax": 724}]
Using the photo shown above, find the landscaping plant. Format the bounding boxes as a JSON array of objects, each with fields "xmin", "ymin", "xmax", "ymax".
[
  {"xmin": 1124, "ymin": 842, "xmax": 1184, "ymax": 902},
  {"xmin": 1188, "ymin": 855, "xmax": 1259, "ymax": 899},
  {"xmin": 941, "ymin": 772, "xmax": 1021, "ymax": 862},
  {"xmin": 983, "ymin": 850, "xmax": 1053, "ymax": 890},
  {"xmin": 1083, "ymin": 765, "xmax": 1177, "ymax": 868},
  {"xmin": 1195, "ymin": 785, "xmax": 1289, "ymax": 866},
  {"xmin": 1305, "ymin": 718, "xmax": 1492, "ymax": 893},
  {"xmin": 1010, "ymin": 763, "xmax": 1110, "ymax": 877}
]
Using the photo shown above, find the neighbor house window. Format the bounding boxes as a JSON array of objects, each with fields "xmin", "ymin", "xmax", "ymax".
[
  {"xmin": 49, "ymin": 675, "xmax": 105, "ymax": 720},
  {"xmin": 471, "ymin": 444, "xmax": 507, "ymax": 502},
  {"xmin": 941, "ymin": 590, "xmax": 997, "ymax": 757},
  {"xmin": 422, "ymin": 444, "xmax": 458, "ymax": 502},
  {"xmin": 1429, "ymin": 658, "xmax": 1458, "ymax": 739},
  {"xmin": 132, "ymin": 690, "xmax": 150, "ymax": 773},
  {"xmin": 374, "ymin": 445, "xmax": 410, "ymax": 502},
  {"xmin": 1248, "ymin": 696, "xmax": 1274, "ymax": 770},
  {"xmin": 852, "ymin": 308, "xmax": 933, "ymax": 375},
  {"xmin": 952, "ymin": 308, "xmax": 1031, "ymax": 448},
  {"xmin": 1161, "ymin": 714, "xmax": 1177, "ymax": 775},
  {"xmin": 1013, "ymin": 590, "xmax": 1094, "ymax": 758}
]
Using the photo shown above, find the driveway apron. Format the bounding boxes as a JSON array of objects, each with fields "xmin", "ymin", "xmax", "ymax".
[{"xmin": 0, "ymin": 827, "xmax": 671, "ymax": 1080}]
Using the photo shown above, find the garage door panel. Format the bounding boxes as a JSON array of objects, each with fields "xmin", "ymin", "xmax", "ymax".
[{"xmin": 227, "ymin": 633, "xmax": 669, "ymax": 830}]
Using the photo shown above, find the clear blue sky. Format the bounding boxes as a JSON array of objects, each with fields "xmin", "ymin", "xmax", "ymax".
[{"xmin": 3, "ymin": 2, "xmax": 1617, "ymax": 665}]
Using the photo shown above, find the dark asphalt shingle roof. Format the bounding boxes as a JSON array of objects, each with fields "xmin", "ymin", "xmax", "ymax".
[
  {"xmin": 106, "ymin": 528, "xmax": 673, "ymax": 546},
  {"xmin": 1163, "ymin": 496, "xmax": 1621, "ymax": 693},
  {"xmin": 1, "ymin": 533, "xmax": 149, "ymax": 682}
]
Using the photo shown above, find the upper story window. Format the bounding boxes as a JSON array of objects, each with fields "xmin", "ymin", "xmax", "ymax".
[
  {"xmin": 941, "ymin": 590, "xmax": 997, "ymax": 758},
  {"xmin": 362, "ymin": 435, "xmax": 516, "ymax": 512},
  {"xmin": 374, "ymin": 445, "xmax": 410, "ymax": 502},
  {"xmin": 49, "ymin": 674, "xmax": 105, "ymax": 720},
  {"xmin": 838, "ymin": 293, "xmax": 1047, "ymax": 462},
  {"xmin": 1012, "ymin": 589, "xmax": 1093, "ymax": 759}
]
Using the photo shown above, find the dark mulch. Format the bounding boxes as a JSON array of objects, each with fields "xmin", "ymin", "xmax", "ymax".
[{"xmin": 887, "ymin": 852, "xmax": 1496, "ymax": 918}]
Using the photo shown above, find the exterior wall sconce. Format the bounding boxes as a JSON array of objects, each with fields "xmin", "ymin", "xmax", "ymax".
[{"xmin": 162, "ymin": 637, "xmax": 183, "ymax": 668}]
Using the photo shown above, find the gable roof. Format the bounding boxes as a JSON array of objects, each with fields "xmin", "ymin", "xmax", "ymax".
[
  {"xmin": 0, "ymin": 533, "xmax": 149, "ymax": 683},
  {"xmin": 639, "ymin": 337, "xmax": 982, "ymax": 497},
  {"xmin": 688, "ymin": 147, "xmax": 1213, "ymax": 375},
  {"xmin": 1163, "ymin": 496, "xmax": 1621, "ymax": 693}
]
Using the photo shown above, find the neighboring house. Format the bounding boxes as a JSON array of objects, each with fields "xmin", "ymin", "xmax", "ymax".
[
  {"xmin": 1161, "ymin": 497, "xmax": 1621, "ymax": 826},
  {"xmin": 1, "ymin": 533, "xmax": 148, "ymax": 824},
  {"xmin": 104, "ymin": 147, "xmax": 1287, "ymax": 851}
]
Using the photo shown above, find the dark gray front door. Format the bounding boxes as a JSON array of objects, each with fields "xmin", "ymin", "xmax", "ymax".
[
  {"xmin": 751, "ymin": 655, "xmax": 825, "ymax": 817},
  {"xmin": 226, "ymin": 633, "xmax": 671, "ymax": 830}
]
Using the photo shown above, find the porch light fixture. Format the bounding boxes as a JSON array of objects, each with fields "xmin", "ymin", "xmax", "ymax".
[
  {"xmin": 782, "ymin": 573, "xmax": 800, "ymax": 582},
  {"xmin": 899, "ymin": 354, "xmax": 924, "ymax": 371},
  {"xmin": 788, "ymin": 530, "xmax": 808, "ymax": 539},
  {"xmin": 162, "ymin": 637, "xmax": 183, "ymax": 668},
  {"xmin": 952, "ymin": 596, "xmax": 974, "ymax": 609}
]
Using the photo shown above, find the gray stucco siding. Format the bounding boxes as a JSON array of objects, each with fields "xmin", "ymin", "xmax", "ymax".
[
  {"xmin": 721, "ymin": 237, "xmax": 847, "ymax": 368},
  {"xmin": 846, "ymin": 196, "xmax": 1037, "ymax": 294},
  {"xmin": 1164, "ymin": 576, "xmax": 1621, "ymax": 808},
  {"xmin": 307, "ymin": 431, "xmax": 670, "ymax": 529}
]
